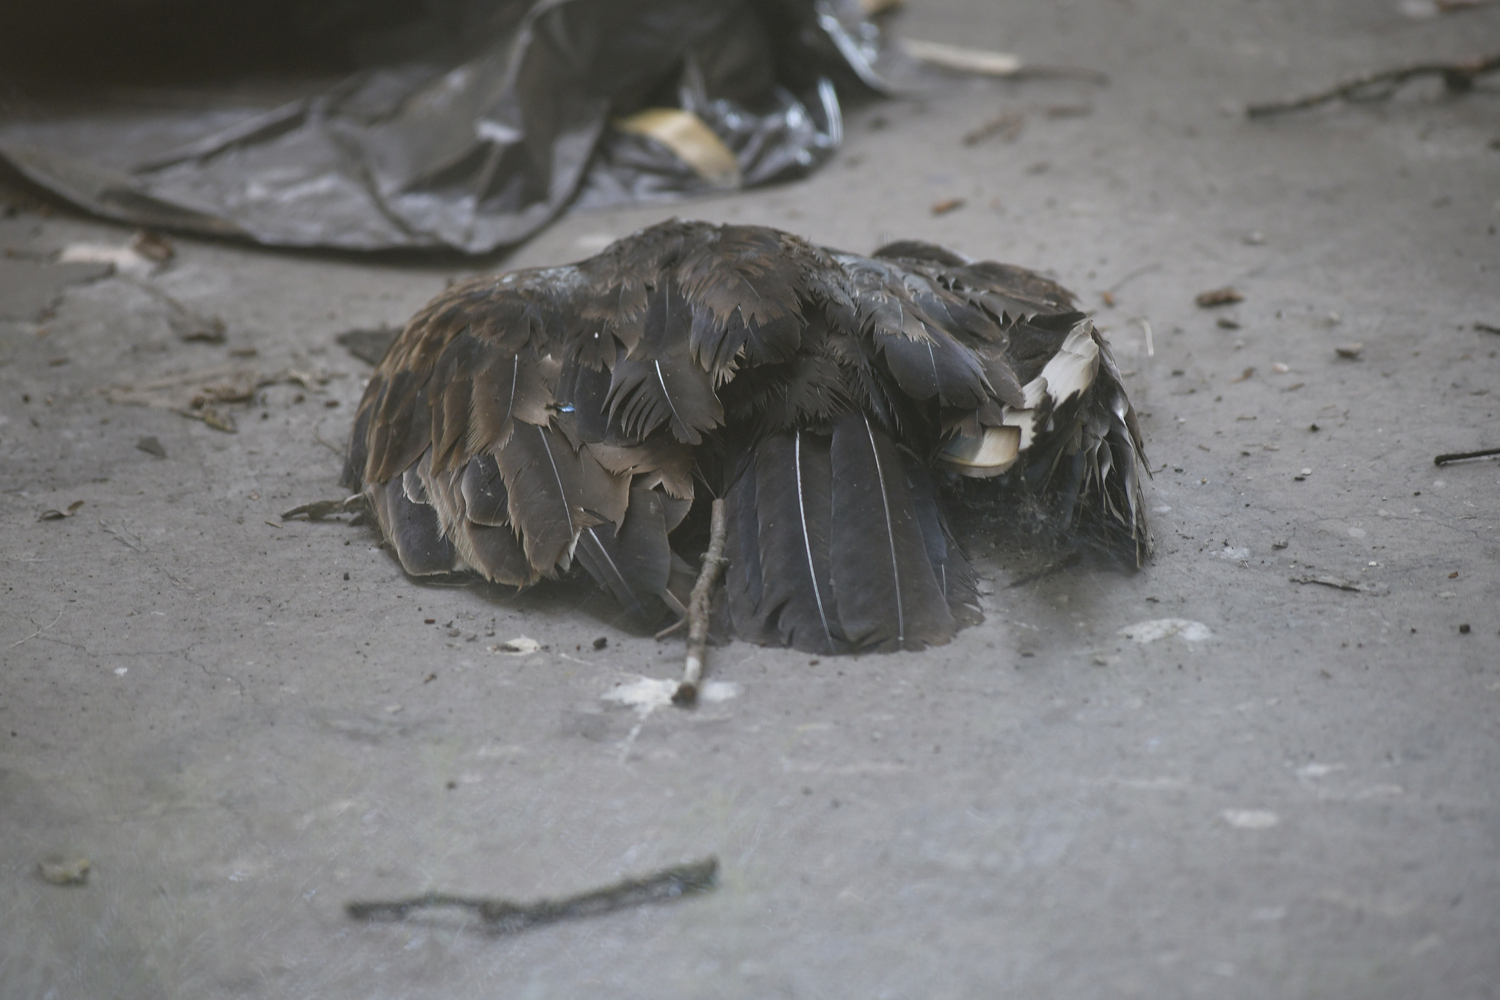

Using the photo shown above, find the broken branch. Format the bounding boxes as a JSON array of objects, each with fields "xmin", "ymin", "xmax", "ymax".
[
  {"xmin": 346, "ymin": 856, "xmax": 718, "ymax": 933},
  {"xmin": 674, "ymin": 498, "xmax": 727, "ymax": 706},
  {"xmin": 1246, "ymin": 52, "xmax": 1500, "ymax": 118},
  {"xmin": 1434, "ymin": 446, "xmax": 1500, "ymax": 465}
]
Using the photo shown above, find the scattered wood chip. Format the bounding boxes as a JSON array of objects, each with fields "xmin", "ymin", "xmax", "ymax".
[
  {"xmin": 1334, "ymin": 342, "xmax": 1364, "ymax": 359},
  {"xmin": 38, "ymin": 500, "xmax": 85, "ymax": 521},
  {"xmin": 136, "ymin": 435, "xmax": 167, "ymax": 458},
  {"xmin": 931, "ymin": 197, "xmax": 966, "ymax": 216},
  {"xmin": 1046, "ymin": 103, "xmax": 1092, "ymax": 118},
  {"xmin": 904, "ymin": 39, "xmax": 1022, "ymax": 77},
  {"xmin": 1290, "ymin": 573, "xmax": 1379, "ymax": 593},
  {"xmin": 1231, "ymin": 366, "xmax": 1255, "ymax": 383},
  {"xmin": 1196, "ymin": 286, "xmax": 1244, "ymax": 308},
  {"xmin": 1475, "ymin": 322, "xmax": 1500, "ymax": 335},
  {"xmin": 962, "ymin": 112, "xmax": 1024, "ymax": 146},
  {"xmin": 198, "ymin": 405, "xmax": 236, "ymax": 432},
  {"xmin": 492, "ymin": 636, "xmax": 541, "ymax": 655},
  {"xmin": 1217, "ymin": 316, "xmax": 1240, "ymax": 329},
  {"xmin": 102, "ymin": 364, "xmax": 342, "ymax": 433},
  {"xmin": 38, "ymin": 854, "xmax": 90, "ymax": 886}
]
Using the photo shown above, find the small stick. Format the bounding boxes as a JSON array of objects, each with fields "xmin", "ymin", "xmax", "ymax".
[
  {"xmin": 1246, "ymin": 52, "xmax": 1500, "ymax": 118},
  {"xmin": 9, "ymin": 607, "xmax": 63, "ymax": 648},
  {"xmin": 654, "ymin": 618, "xmax": 686, "ymax": 640},
  {"xmin": 675, "ymin": 499, "xmax": 728, "ymax": 706},
  {"xmin": 346, "ymin": 857, "xmax": 718, "ymax": 933},
  {"xmin": 1435, "ymin": 447, "xmax": 1500, "ymax": 465}
]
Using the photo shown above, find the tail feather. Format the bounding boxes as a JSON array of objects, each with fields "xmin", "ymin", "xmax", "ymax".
[
  {"xmin": 828, "ymin": 413, "xmax": 956, "ymax": 651},
  {"xmin": 573, "ymin": 487, "xmax": 674, "ymax": 629}
]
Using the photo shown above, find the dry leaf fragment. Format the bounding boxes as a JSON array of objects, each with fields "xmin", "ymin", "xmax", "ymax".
[
  {"xmin": 39, "ymin": 500, "xmax": 85, "ymax": 521},
  {"xmin": 931, "ymin": 197, "xmax": 966, "ymax": 216},
  {"xmin": 1196, "ymin": 286, "xmax": 1244, "ymax": 308},
  {"xmin": 130, "ymin": 230, "xmax": 175, "ymax": 263},
  {"xmin": 196, "ymin": 405, "xmax": 237, "ymax": 432},
  {"xmin": 38, "ymin": 854, "xmax": 90, "ymax": 885}
]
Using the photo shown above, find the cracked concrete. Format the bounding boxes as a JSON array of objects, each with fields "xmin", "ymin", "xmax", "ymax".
[{"xmin": 2, "ymin": 1, "xmax": 1498, "ymax": 997}]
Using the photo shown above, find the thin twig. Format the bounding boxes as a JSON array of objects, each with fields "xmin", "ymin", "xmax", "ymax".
[
  {"xmin": 98, "ymin": 518, "xmax": 146, "ymax": 552},
  {"xmin": 281, "ymin": 495, "xmax": 365, "ymax": 520},
  {"xmin": 1246, "ymin": 52, "xmax": 1500, "ymax": 118},
  {"xmin": 654, "ymin": 618, "xmax": 686, "ymax": 640},
  {"xmin": 9, "ymin": 607, "xmax": 63, "ymax": 648},
  {"xmin": 1435, "ymin": 447, "xmax": 1500, "ymax": 465},
  {"xmin": 345, "ymin": 857, "xmax": 718, "ymax": 933},
  {"xmin": 675, "ymin": 499, "xmax": 727, "ymax": 706}
]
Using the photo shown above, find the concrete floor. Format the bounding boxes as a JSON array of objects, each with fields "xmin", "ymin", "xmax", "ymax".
[{"xmin": 3, "ymin": 1, "xmax": 1498, "ymax": 997}]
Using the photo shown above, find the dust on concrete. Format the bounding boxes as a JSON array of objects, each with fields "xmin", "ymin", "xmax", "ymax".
[{"xmin": 3, "ymin": 2, "xmax": 1498, "ymax": 997}]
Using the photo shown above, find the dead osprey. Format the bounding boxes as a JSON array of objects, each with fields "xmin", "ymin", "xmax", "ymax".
[{"xmin": 343, "ymin": 220, "xmax": 1149, "ymax": 654}]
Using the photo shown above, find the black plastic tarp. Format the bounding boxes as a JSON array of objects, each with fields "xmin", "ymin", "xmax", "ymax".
[{"xmin": 0, "ymin": 0, "xmax": 918, "ymax": 253}]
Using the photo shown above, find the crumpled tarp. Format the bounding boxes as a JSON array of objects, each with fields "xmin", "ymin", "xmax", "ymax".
[{"xmin": 0, "ymin": 0, "xmax": 921, "ymax": 253}]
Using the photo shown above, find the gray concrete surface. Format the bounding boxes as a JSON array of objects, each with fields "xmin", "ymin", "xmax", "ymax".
[{"xmin": 3, "ymin": 1, "xmax": 1498, "ymax": 997}]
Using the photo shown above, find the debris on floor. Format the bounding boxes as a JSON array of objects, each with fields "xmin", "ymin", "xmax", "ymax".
[
  {"xmin": 345, "ymin": 856, "xmax": 718, "ymax": 933},
  {"xmin": 1195, "ymin": 286, "xmax": 1244, "ymax": 308}
]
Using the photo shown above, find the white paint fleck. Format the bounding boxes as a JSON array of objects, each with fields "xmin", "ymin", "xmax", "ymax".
[
  {"xmin": 1221, "ymin": 808, "xmax": 1280, "ymax": 829},
  {"xmin": 604, "ymin": 677, "xmax": 741, "ymax": 712},
  {"xmin": 59, "ymin": 242, "xmax": 157, "ymax": 276},
  {"xmin": 490, "ymin": 636, "xmax": 540, "ymax": 655},
  {"xmin": 113, "ymin": 667, "xmax": 128, "ymax": 677},
  {"xmin": 1347, "ymin": 527, "xmax": 1366, "ymax": 538},
  {"xmin": 1119, "ymin": 619, "xmax": 1212, "ymax": 643},
  {"xmin": 1295, "ymin": 762, "xmax": 1345, "ymax": 780},
  {"xmin": 1219, "ymin": 545, "xmax": 1250, "ymax": 561}
]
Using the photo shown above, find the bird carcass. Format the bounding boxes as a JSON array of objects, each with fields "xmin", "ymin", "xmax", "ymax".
[{"xmin": 343, "ymin": 220, "xmax": 1150, "ymax": 654}]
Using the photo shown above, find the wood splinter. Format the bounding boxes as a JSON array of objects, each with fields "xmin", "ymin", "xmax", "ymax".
[{"xmin": 674, "ymin": 499, "xmax": 728, "ymax": 706}]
